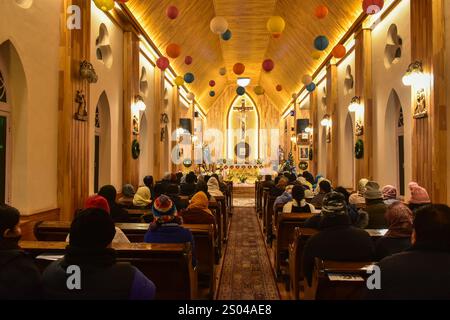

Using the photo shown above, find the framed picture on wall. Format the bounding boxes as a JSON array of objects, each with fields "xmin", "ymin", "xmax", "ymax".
[{"xmin": 300, "ymin": 146, "xmax": 309, "ymax": 160}]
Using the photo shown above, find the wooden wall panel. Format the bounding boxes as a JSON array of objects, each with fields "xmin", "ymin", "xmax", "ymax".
[
  {"xmin": 310, "ymin": 91, "xmax": 318, "ymax": 175},
  {"xmin": 326, "ymin": 63, "xmax": 339, "ymax": 185},
  {"xmin": 153, "ymin": 68, "xmax": 164, "ymax": 179}
]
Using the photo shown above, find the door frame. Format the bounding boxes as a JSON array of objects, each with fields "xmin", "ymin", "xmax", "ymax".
[{"xmin": 0, "ymin": 110, "xmax": 11, "ymax": 204}]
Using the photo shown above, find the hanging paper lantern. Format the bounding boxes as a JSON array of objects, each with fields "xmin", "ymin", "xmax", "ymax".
[
  {"xmin": 210, "ymin": 17, "xmax": 229, "ymax": 34},
  {"xmin": 156, "ymin": 56, "xmax": 170, "ymax": 71},
  {"xmin": 236, "ymin": 86, "xmax": 246, "ymax": 96},
  {"xmin": 254, "ymin": 86, "xmax": 265, "ymax": 96},
  {"xmin": 94, "ymin": 0, "xmax": 114, "ymax": 11},
  {"xmin": 209, "ymin": 80, "xmax": 216, "ymax": 87},
  {"xmin": 312, "ymin": 51, "xmax": 321, "ymax": 60},
  {"xmin": 184, "ymin": 72, "xmax": 195, "ymax": 83},
  {"xmin": 185, "ymin": 56, "xmax": 193, "ymax": 65},
  {"xmin": 314, "ymin": 35, "xmax": 329, "ymax": 51},
  {"xmin": 233, "ymin": 63, "xmax": 245, "ymax": 75},
  {"xmin": 187, "ymin": 92, "xmax": 195, "ymax": 101},
  {"xmin": 302, "ymin": 75, "xmax": 313, "ymax": 85},
  {"xmin": 267, "ymin": 16, "xmax": 286, "ymax": 38},
  {"xmin": 262, "ymin": 59, "xmax": 275, "ymax": 72},
  {"xmin": 363, "ymin": 0, "xmax": 384, "ymax": 15},
  {"xmin": 219, "ymin": 67, "xmax": 227, "ymax": 76},
  {"xmin": 314, "ymin": 5, "xmax": 329, "ymax": 19},
  {"xmin": 166, "ymin": 5, "xmax": 179, "ymax": 19},
  {"xmin": 166, "ymin": 43, "xmax": 181, "ymax": 59},
  {"xmin": 276, "ymin": 84, "xmax": 283, "ymax": 92},
  {"xmin": 174, "ymin": 76, "xmax": 184, "ymax": 87},
  {"xmin": 332, "ymin": 44, "xmax": 347, "ymax": 59},
  {"xmin": 306, "ymin": 82, "xmax": 316, "ymax": 92},
  {"xmin": 209, "ymin": 90, "xmax": 216, "ymax": 97},
  {"xmin": 222, "ymin": 29, "xmax": 232, "ymax": 41}
]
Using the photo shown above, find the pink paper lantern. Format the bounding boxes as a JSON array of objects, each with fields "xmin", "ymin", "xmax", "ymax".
[
  {"xmin": 262, "ymin": 59, "xmax": 274, "ymax": 72},
  {"xmin": 156, "ymin": 56, "xmax": 170, "ymax": 71}
]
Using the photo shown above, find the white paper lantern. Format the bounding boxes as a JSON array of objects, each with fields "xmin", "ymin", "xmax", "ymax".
[{"xmin": 210, "ymin": 17, "xmax": 228, "ymax": 34}]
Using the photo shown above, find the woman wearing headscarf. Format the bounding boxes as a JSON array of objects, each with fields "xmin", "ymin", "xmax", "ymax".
[
  {"xmin": 180, "ymin": 192, "xmax": 216, "ymax": 228},
  {"xmin": 98, "ymin": 185, "xmax": 130, "ymax": 223},
  {"xmin": 133, "ymin": 186, "xmax": 152, "ymax": 209},
  {"xmin": 349, "ymin": 178, "xmax": 369, "ymax": 207},
  {"xmin": 283, "ymin": 185, "xmax": 316, "ymax": 213},
  {"xmin": 302, "ymin": 171, "xmax": 315, "ymax": 186},
  {"xmin": 117, "ymin": 184, "xmax": 135, "ymax": 208},
  {"xmin": 143, "ymin": 176, "xmax": 155, "ymax": 200},
  {"xmin": 375, "ymin": 202, "xmax": 413, "ymax": 260},
  {"xmin": 408, "ymin": 182, "xmax": 431, "ymax": 213},
  {"xmin": 207, "ymin": 177, "xmax": 224, "ymax": 197},
  {"xmin": 382, "ymin": 185, "xmax": 399, "ymax": 206},
  {"xmin": 270, "ymin": 177, "xmax": 288, "ymax": 197}
]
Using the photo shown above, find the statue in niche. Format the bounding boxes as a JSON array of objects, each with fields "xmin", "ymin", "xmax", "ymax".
[
  {"xmin": 132, "ymin": 115, "xmax": 139, "ymax": 135},
  {"xmin": 355, "ymin": 119, "xmax": 364, "ymax": 136},
  {"xmin": 74, "ymin": 90, "xmax": 88, "ymax": 121},
  {"xmin": 413, "ymin": 88, "xmax": 427, "ymax": 119},
  {"xmin": 160, "ymin": 113, "xmax": 169, "ymax": 142}
]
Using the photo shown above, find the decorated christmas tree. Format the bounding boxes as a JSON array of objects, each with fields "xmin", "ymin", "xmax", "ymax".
[{"xmin": 281, "ymin": 151, "xmax": 296, "ymax": 174}]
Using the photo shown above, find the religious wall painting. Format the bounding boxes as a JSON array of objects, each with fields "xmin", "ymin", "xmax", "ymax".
[
  {"xmin": 74, "ymin": 90, "xmax": 88, "ymax": 121},
  {"xmin": 413, "ymin": 88, "xmax": 427, "ymax": 119},
  {"xmin": 299, "ymin": 146, "xmax": 309, "ymax": 161},
  {"xmin": 355, "ymin": 119, "xmax": 364, "ymax": 136}
]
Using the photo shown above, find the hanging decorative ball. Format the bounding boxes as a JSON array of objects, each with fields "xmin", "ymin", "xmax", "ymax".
[
  {"xmin": 156, "ymin": 56, "xmax": 170, "ymax": 70},
  {"xmin": 254, "ymin": 86, "xmax": 265, "ymax": 96},
  {"xmin": 362, "ymin": 0, "xmax": 384, "ymax": 15},
  {"xmin": 267, "ymin": 16, "xmax": 286, "ymax": 38},
  {"xmin": 306, "ymin": 82, "xmax": 316, "ymax": 92},
  {"xmin": 233, "ymin": 63, "xmax": 245, "ymax": 75},
  {"xmin": 210, "ymin": 17, "xmax": 229, "ymax": 34},
  {"xmin": 184, "ymin": 56, "xmax": 193, "ymax": 65},
  {"xmin": 314, "ymin": 5, "xmax": 329, "ymax": 19},
  {"xmin": 312, "ymin": 51, "xmax": 322, "ymax": 60},
  {"xmin": 184, "ymin": 72, "xmax": 195, "ymax": 83},
  {"xmin": 166, "ymin": 5, "xmax": 179, "ymax": 19},
  {"xmin": 332, "ymin": 44, "xmax": 347, "ymax": 58},
  {"xmin": 94, "ymin": 0, "xmax": 114, "ymax": 11},
  {"xmin": 262, "ymin": 59, "xmax": 275, "ymax": 72},
  {"xmin": 166, "ymin": 43, "xmax": 181, "ymax": 59},
  {"xmin": 236, "ymin": 86, "xmax": 246, "ymax": 96},
  {"xmin": 174, "ymin": 76, "xmax": 184, "ymax": 87},
  {"xmin": 209, "ymin": 80, "xmax": 216, "ymax": 87},
  {"xmin": 219, "ymin": 67, "xmax": 227, "ymax": 76},
  {"xmin": 276, "ymin": 84, "xmax": 283, "ymax": 92},
  {"xmin": 314, "ymin": 36, "xmax": 329, "ymax": 51},
  {"xmin": 187, "ymin": 92, "xmax": 195, "ymax": 101},
  {"xmin": 222, "ymin": 29, "xmax": 232, "ymax": 41},
  {"xmin": 302, "ymin": 75, "xmax": 313, "ymax": 85},
  {"xmin": 209, "ymin": 90, "xmax": 216, "ymax": 97}
]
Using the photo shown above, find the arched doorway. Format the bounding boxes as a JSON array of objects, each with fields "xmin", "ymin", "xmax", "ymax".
[
  {"xmin": 0, "ymin": 54, "xmax": 11, "ymax": 204},
  {"xmin": 93, "ymin": 91, "xmax": 111, "ymax": 193},
  {"xmin": 139, "ymin": 112, "xmax": 149, "ymax": 182},
  {"xmin": 341, "ymin": 113, "xmax": 355, "ymax": 189}
]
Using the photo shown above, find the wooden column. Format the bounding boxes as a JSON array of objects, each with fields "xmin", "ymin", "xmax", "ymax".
[
  {"xmin": 354, "ymin": 27, "xmax": 374, "ymax": 184},
  {"xmin": 326, "ymin": 63, "xmax": 339, "ymax": 185},
  {"xmin": 57, "ymin": 0, "xmax": 91, "ymax": 221},
  {"xmin": 410, "ymin": 0, "xmax": 447, "ymax": 202},
  {"xmin": 153, "ymin": 68, "xmax": 164, "ymax": 180},
  {"xmin": 310, "ymin": 91, "xmax": 319, "ymax": 175},
  {"xmin": 122, "ymin": 31, "xmax": 140, "ymax": 189}
]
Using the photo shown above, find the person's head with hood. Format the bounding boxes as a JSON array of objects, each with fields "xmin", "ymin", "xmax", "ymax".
[
  {"xmin": 188, "ymin": 191, "xmax": 213, "ymax": 215},
  {"xmin": 133, "ymin": 186, "xmax": 152, "ymax": 207},
  {"xmin": 319, "ymin": 192, "xmax": 350, "ymax": 229},
  {"xmin": 363, "ymin": 181, "xmax": 383, "ymax": 202},
  {"xmin": 358, "ymin": 178, "xmax": 369, "ymax": 195},
  {"xmin": 276, "ymin": 177, "xmax": 289, "ymax": 189},
  {"xmin": 150, "ymin": 195, "xmax": 182, "ymax": 229},
  {"xmin": 408, "ymin": 182, "xmax": 431, "ymax": 211},
  {"xmin": 302, "ymin": 171, "xmax": 315, "ymax": 186},
  {"xmin": 122, "ymin": 184, "xmax": 135, "ymax": 198},
  {"xmin": 297, "ymin": 176, "xmax": 312, "ymax": 190},
  {"xmin": 382, "ymin": 185, "xmax": 397, "ymax": 200},
  {"xmin": 207, "ymin": 177, "xmax": 221, "ymax": 193},
  {"xmin": 304, "ymin": 189, "xmax": 315, "ymax": 201},
  {"xmin": 0, "ymin": 204, "xmax": 22, "ymax": 243},
  {"xmin": 98, "ymin": 185, "xmax": 119, "ymax": 208},
  {"xmin": 385, "ymin": 202, "xmax": 413, "ymax": 238},
  {"xmin": 84, "ymin": 195, "xmax": 110, "ymax": 214},
  {"xmin": 143, "ymin": 176, "xmax": 154, "ymax": 189}
]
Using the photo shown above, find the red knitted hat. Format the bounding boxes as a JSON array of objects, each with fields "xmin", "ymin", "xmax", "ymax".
[{"xmin": 84, "ymin": 195, "xmax": 110, "ymax": 214}]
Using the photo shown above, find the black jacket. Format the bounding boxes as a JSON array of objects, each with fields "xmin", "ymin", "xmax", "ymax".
[
  {"xmin": 180, "ymin": 183, "xmax": 196, "ymax": 197},
  {"xmin": 374, "ymin": 237, "xmax": 411, "ymax": 260}
]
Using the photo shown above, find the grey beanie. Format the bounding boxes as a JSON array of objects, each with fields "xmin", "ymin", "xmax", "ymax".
[
  {"xmin": 322, "ymin": 192, "xmax": 348, "ymax": 216},
  {"xmin": 364, "ymin": 181, "xmax": 383, "ymax": 200},
  {"xmin": 122, "ymin": 184, "xmax": 135, "ymax": 197}
]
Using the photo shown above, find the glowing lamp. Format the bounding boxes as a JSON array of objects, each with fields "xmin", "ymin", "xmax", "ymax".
[
  {"xmin": 321, "ymin": 115, "xmax": 331, "ymax": 127},
  {"xmin": 348, "ymin": 96, "xmax": 361, "ymax": 113},
  {"xmin": 134, "ymin": 95, "xmax": 146, "ymax": 111},
  {"xmin": 210, "ymin": 17, "xmax": 229, "ymax": 34},
  {"xmin": 402, "ymin": 61, "xmax": 426, "ymax": 87},
  {"xmin": 363, "ymin": 0, "xmax": 384, "ymax": 15},
  {"xmin": 237, "ymin": 77, "xmax": 251, "ymax": 87}
]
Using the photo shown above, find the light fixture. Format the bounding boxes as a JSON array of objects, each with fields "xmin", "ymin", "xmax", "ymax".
[
  {"xmin": 290, "ymin": 135, "xmax": 297, "ymax": 143},
  {"xmin": 305, "ymin": 125, "xmax": 313, "ymax": 134},
  {"xmin": 402, "ymin": 61, "xmax": 426, "ymax": 87},
  {"xmin": 321, "ymin": 114, "xmax": 331, "ymax": 127},
  {"xmin": 134, "ymin": 95, "xmax": 146, "ymax": 111},
  {"xmin": 348, "ymin": 96, "xmax": 361, "ymax": 113},
  {"xmin": 237, "ymin": 77, "xmax": 251, "ymax": 87}
]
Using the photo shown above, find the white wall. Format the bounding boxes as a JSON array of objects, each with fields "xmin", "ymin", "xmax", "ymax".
[
  {"xmin": 316, "ymin": 78, "xmax": 327, "ymax": 176},
  {"xmin": 0, "ymin": 0, "xmax": 59, "ymax": 215}
]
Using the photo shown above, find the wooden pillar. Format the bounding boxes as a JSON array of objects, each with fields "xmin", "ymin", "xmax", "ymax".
[
  {"xmin": 310, "ymin": 91, "xmax": 319, "ymax": 175},
  {"xmin": 57, "ymin": 0, "xmax": 91, "ymax": 221},
  {"xmin": 171, "ymin": 86, "xmax": 180, "ymax": 173},
  {"xmin": 122, "ymin": 31, "xmax": 140, "ymax": 189},
  {"xmin": 326, "ymin": 63, "xmax": 339, "ymax": 185},
  {"xmin": 354, "ymin": 27, "xmax": 374, "ymax": 184},
  {"xmin": 410, "ymin": 0, "xmax": 447, "ymax": 202},
  {"xmin": 153, "ymin": 68, "xmax": 164, "ymax": 180}
]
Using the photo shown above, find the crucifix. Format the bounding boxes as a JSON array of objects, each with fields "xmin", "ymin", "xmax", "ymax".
[{"xmin": 233, "ymin": 98, "xmax": 253, "ymax": 141}]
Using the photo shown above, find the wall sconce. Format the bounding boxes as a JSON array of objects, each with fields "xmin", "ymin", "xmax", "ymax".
[
  {"xmin": 134, "ymin": 95, "xmax": 146, "ymax": 112},
  {"xmin": 80, "ymin": 60, "xmax": 98, "ymax": 84},
  {"xmin": 290, "ymin": 135, "xmax": 297, "ymax": 143},
  {"xmin": 348, "ymin": 96, "xmax": 362, "ymax": 113},
  {"xmin": 304, "ymin": 125, "xmax": 313, "ymax": 134},
  {"xmin": 321, "ymin": 114, "xmax": 331, "ymax": 127},
  {"xmin": 402, "ymin": 61, "xmax": 426, "ymax": 87}
]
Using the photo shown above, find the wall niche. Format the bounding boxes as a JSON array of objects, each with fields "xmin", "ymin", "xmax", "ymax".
[
  {"xmin": 384, "ymin": 24, "xmax": 402, "ymax": 69},
  {"xmin": 96, "ymin": 24, "xmax": 113, "ymax": 68},
  {"xmin": 15, "ymin": 0, "xmax": 33, "ymax": 9}
]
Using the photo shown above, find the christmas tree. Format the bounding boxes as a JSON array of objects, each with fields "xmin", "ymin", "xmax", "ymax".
[{"xmin": 281, "ymin": 151, "xmax": 296, "ymax": 174}]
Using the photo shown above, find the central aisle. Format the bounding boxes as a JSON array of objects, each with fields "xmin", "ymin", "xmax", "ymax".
[{"xmin": 216, "ymin": 206, "xmax": 280, "ymax": 300}]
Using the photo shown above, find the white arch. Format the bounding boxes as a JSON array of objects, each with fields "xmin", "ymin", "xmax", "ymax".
[
  {"xmin": 94, "ymin": 91, "xmax": 111, "ymax": 191},
  {"xmin": 139, "ymin": 112, "xmax": 150, "ymax": 182}
]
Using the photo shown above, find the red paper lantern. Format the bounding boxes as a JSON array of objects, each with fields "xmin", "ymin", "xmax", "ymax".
[
  {"xmin": 262, "ymin": 59, "xmax": 274, "ymax": 72},
  {"xmin": 276, "ymin": 84, "xmax": 282, "ymax": 92},
  {"xmin": 166, "ymin": 43, "xmax": 181, "ymax": 59},
  {"xmin": 314, "ymin": 5, "xmax": 328, "ymax": 19},
  {"xmin": 332, "ymin": 44, "xmax": 347, "ymax": 59},
  {"xmin": 209, "ymin": 80, "xmax": 216, "ymax": 87},
  {"xmin": 233, "ymin": 63, "xmax": 245, "ymax": 75},
  {"xmin": 156, "ymin": 56, "xmax": 170, "ymax": 70},
  {"xmin": 362, "ymin": 0, "xmax": 384, "ymax": 15},
  {"xmin": 166, "ymin": 5, "xmax": 179, "ymax": 19},
  {"xmin": 185, "ymin": 56, "xmax": 193, "ymax": 65}
]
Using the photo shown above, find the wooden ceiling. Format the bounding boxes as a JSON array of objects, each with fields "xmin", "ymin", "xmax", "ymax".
[{"xmin": 125, "ymin": 0, "xmax": 362, "ymax": 112}]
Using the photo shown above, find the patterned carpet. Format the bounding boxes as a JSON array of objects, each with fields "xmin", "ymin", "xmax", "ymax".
[
  {"xmin": 217, "ymin": 207, "xmax": 280, "ymax": 300},
  {"xmin": 233, "ymin": 198, "xmax": 255, "ymax": 207}
]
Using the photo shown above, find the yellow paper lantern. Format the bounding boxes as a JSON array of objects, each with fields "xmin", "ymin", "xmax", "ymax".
[
  {"xmin": 312, "ymin": 51, "xmax": 321, "ymax": 60},
  {"xmin": 267, "ymin": 16, "xmax": 286, "ymax": 38},
  {"xmin": 175, "ymin": 76, "xmax": 184, "ymax": 87},
  {"xmin": 94, "ymin": 0, "xmax": 114, "ymax": 11}
]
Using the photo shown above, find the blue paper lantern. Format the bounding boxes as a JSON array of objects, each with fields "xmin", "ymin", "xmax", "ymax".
[
  {"xmin": 209, "ymin": 90, "xmax": 216, "ymax": 97},
  {"xmin": 222, "ymin": 29, "xmax": 232, "ymax": 41},
  {"xmin": 184, "ymin": 72, "xmax": 195, "ymax": 83},
  {"xmin": 236, "ymin": 86, "xmax": 245, "ymax": 96},
  {"xmin": 314, "ymin": 36, "xmax": 329, "ymax": 51},
  {"xmin": 306, "ymin": 82, "xmax": 316, "ymax": 92}
]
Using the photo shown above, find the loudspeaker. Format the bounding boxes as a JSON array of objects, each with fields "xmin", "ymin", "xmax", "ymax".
[
  {"xmin": 179, "ymin": 118, "xmax": 192, "ymax": 134},
  {"xmin": 296, "ymin": 119, "xmax": 309, "ymax": 134}
]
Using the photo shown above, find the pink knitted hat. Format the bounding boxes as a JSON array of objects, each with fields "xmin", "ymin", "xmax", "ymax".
[
  {"xmin": 382, "ymin": 185, "xmax": 397, "ymax": 200},
  {"xmin": 409, "ymin": 182, "xmax": 431, "ymax": 204}
]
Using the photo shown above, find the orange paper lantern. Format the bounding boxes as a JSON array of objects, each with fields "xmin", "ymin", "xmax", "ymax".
[
  {"xmin": 233, "ymin": 63, "xmax": 245, "ymax": 75},
  {"xmin": 166, "ymin": 43, "xmax": 181, "ymax": 59},
  {"xmin": 332, "ymin": 44, "xmax": 347, "ymax": 59},
  {"xmin": 314, "ymin": 5, "xmax": 329, "ymax": 19},
  {"xmin": 276, "ymin": 84, "xmax": 282, "ymax": 92}
]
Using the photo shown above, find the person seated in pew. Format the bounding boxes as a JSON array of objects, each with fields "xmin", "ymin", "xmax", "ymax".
[
  {"xmin": 359, "ymin": 181, "xmax": 388, "ymax": 229},
  {"xmin": 67, "ymin": 195, "xmax": 130, "ymax": 244},
  {"xmin": 180, "ymin": 191, "xmax": 217, "ymax": 235},
  {"xmin": 297, "ymin": 176, "xmax": 313, "ymax": 190},
  {"xmin": 180, "ymin": 172, "xmax": 197, "ymax": 197},
  {"xmin": 407, "ymin": 182, "xmax": 431, "ymax": 213},
  {"xmin": 364, "ymin": 204, "xmax": 450, "ymax": 300},
  {"xmin": 270, "ymin": 177, "xmax": 288, "ymax": 197},
  {"xmin": 144, "ymin": 195, "xmax": 196, "ymax": 267},
  {"xmin": 375, "ymin": 202, "xmax": 413, "ymax": 260},
  {"xmin": 98, "ymin": 185, "xmax": 130, "ymax": 223},
  {"xmin": 196, "ymin": 180, "xmax": 212, "ymax": 200},
  {"xmin": 43, "ymin": 208, "xmax": 156, "ymax": 300},
  {"xmin": 283, "ymin": 185, "xmax": 316, "ymax": 213},
  {"xmin": 133, "ymin": 186, "xmax": 152, "ymax": 209},
  {"xmin": 273, "ymin": 185, "xmax": 293, "ymax": 213},
  {"xmin": 349, "ymin": 178, "xmax": 369, "ymax": 206},
  {"xmin": 117, "ymin": 184, "xmax": 135, "ymax": 208},
  {"xmin": 154, "ymin": 172, "xmax": 172, "ymax": 197},
  {"xmin": 334, "ymin": 186, "xmax": 367, "ymax": 228},
  {"xmin": 302, "ymin": 171, "xmax": 316, "ymax": 187},
  {"xmin": 304, "ymin": 188, "xmax": 315, "ymax": 203},
  {"xmin": 211, "ymin": 173, "xmax": 227, "ymax": 194},
  {"xmin": 303, "ymin": 192, "xmax": 374, "ymax": 287},
  {"xmin": 207, "ymin": 177, "xmax": 224, "ymax": 198},
  {"xmin": 176, "ymin": 172, "xmax": 184, "ymax": 185},
  {"xmin": 261, "ymin": 174, "xmax": 275, "ymax": 189},
  {"xmin": 382, "ymin": 185, "xmax": 399, "ymax": 206},
  {"xmin": 143, "ymin": 175, "xmax": 155, "ymax": 200},
  {"xmin": 166, "ymin": 184, "xmax": 187, "ymax": 211},
  {"xmin": 0, "ymin": 204, "xmax": 42, "ymax": 300},
  {"xmin": 311, "ymin": 179, "xmax": 332, "ymax": 209}
]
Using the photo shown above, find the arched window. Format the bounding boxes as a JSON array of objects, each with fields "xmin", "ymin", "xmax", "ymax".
[
  {"xmin": 0, "ymin": 72, "xmax": 7, "ymax": 103},
  {"xmin": 93, "ymin": 92, "xmax": 111, "ymax": 193}
]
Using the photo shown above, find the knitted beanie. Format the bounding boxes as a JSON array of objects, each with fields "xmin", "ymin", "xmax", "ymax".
[
  {"xmin": 84, "ymin": 195, "xmax": 110, "ymax": 214},
  {"xmin": 152, "ymin": 195, "xmax": 177, "ymax": 217},
  {"xmin": 364, "ymin": 181, "xmax": 383, "ymax": 200},
  {"xmin": 122, "ymin": 184, "xmax": 135, "ymax": 197},
  {"xmin": 358, "ymin": 178, "xmax": 369, "ymax": 194},
  {"xmin": 322, "ymin": 192, "xmax": 347, "ymax": 216},
  {"xmin": 409, "ymin": 182, "xmax": 431, "ymax": 204},
  {"xmin": 382, "ymin": 185, "xmax": 397, "ymax": 200}
]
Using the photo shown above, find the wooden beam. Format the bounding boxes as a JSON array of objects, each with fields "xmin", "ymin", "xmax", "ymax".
[
  {"xmin": 153, "ymin": 68, "xmax": 164, "ymax": 179},
  {"xmin": 326, "ymin": 63, "xmax": 339, "ymax": 185}
]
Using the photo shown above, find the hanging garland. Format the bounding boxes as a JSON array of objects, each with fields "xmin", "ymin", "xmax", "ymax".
[
  {"xmin": 132, "ymin": 139, "xmax": 140, "ymax": 159},
  {"xmin": 355, "ymin": 139, "xmax": 364, "ymax": 159},
  {"xmin": 299, "ymin": 161, "xmax": 309, "ymax": 170}
]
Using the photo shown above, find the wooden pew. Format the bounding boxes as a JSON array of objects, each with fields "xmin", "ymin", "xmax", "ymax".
[
  {"xmin": 262, "ymin": 189, "xmax": 269, "ymax": 232},
  {"xmin": 264, "ymin": 195, "xmax": 277, "ymax": 244},
  {"xmin": 125, "ymin": 208, "xmax": 151, "ymax": 222},
  {"xmin": 20, "ymin": 241, "xmax": 197, "ymax": 300},
  {"xmin": 208, "ymin": 200, "xmax": 222, "ymax": 257},
  {"xmin": 304, "ymin": 258, "xmax": 375, "ymax": 300},
  {"xmin": 215, "ymin": 196, "xmax": 228, "ymax": 242}
]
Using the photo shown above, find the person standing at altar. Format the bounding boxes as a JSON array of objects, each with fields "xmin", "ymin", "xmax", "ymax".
[{"xmin": 207, "ymin": 177, "xmax": 224, "ymax": 197}]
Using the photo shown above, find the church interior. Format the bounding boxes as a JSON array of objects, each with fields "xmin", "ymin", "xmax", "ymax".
[{"xmin": 1, "ymin": 0, "xmax": 450, "ymax": 301}]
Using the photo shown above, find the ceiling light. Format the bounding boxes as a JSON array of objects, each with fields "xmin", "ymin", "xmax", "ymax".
[
  {"xmin": 134, "ymin": 95, "xmax": 146, "ymax": 111},
  {"xmin": 348, "ymin": 96, "xmax": 361, "ymax": 113},
  {"xmin": 237, "ymin": 77, "xmax": 251, "ymax": 87}
]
